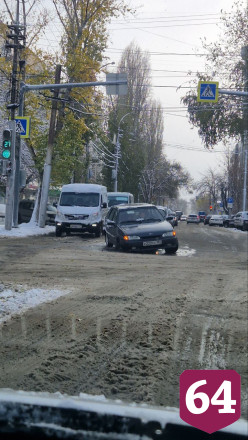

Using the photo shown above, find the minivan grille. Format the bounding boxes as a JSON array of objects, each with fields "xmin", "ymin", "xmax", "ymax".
[{"xmin": 65, "ymin": 214, "xmax": 89, "ymax": 220}]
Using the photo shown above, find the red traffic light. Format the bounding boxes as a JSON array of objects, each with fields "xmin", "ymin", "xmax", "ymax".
[{"xmin": 209, "ymin": 206, "xmax": 213, "ymax": 211}]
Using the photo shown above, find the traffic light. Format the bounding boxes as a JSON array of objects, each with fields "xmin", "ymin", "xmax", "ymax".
[
  {"xmin": 210, "ymin": 205, "xmax": 213, "ymax": 211},
  {"xmin": 2, "ymin": 129, "xmax": 12, "ymax": 159}
]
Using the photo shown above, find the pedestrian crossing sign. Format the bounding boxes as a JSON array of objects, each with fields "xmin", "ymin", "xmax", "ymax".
[
  {"xmin": 14, "ymin": 116, "xmax": 31, "ymax": 138},
  {"xmin": 197, "ymin": 81, "xmax": 219, "ymax": 103}
]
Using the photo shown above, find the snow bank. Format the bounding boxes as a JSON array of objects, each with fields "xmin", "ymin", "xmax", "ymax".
[
  {"xmin": 0, "ymin": 286, "xmax": 69, "ymax": 324},
  {"xmin": 0, "ymin": 222, "xmax": 54, "ymax": 238}
]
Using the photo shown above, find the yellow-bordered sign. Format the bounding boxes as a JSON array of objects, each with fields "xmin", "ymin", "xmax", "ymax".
[
  {"xmin": 197, "ymin": 81, "xmax": 219, "ymax": 103},
  {"xmin": 14, "ymin": 116, "xmax": 31, "ymax": 138}
]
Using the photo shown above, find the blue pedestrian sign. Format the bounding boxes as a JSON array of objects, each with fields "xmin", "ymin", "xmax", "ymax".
[
  {"xmin": 227, "ymin": 197, "xmax": 233, "ymax": 203},
  {"xmin": 14, "ymin": 116, "xmax": 31, "ymax": 138},
  {"xmin": 197, "ymin": 81, "xmax": 219, "ymax": 103}
]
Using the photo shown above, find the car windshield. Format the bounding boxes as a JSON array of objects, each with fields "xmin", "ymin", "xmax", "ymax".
[
  {"xmin": 108, "ymin": 196, "xmax": 129, "ymax": 207},
  {"xmin": 119, "ymin": 207, "xmax": 163, "ymax": 224},
  {"xmin": 60, "ymin": 192, "xmax": 99, "ymax": 207}
]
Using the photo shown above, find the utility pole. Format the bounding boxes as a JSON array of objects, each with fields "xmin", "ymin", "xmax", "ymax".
[
  {"xmin": 241, "ymin": 46, "xmax": 248, "ymax": 211},
  {"xmin": 114, "ymin": 133, "xmax": 120, "ymax": 192},
  {"xmin": 113, "ymin": 112, "xmax": 130, "ymax": 192},
  {"xmin": 4, "ymin": 0, "xmax": 25, "ymax": 229},
  {"xmin": 38, "ymin": 65, "xmax": 62, "ymax": 228},
  {"xmin": 4, "ymin": 121, "xmax": 16, "ymax": 230}
]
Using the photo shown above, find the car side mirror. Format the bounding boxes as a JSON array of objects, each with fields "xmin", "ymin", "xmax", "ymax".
[
  {"xmin": 106, "ymin": 219, "xmax": 116, "ymax": 226},
  {"xmin": 102, "ymin": 202, "xmax": 107, "ymax": 208}
]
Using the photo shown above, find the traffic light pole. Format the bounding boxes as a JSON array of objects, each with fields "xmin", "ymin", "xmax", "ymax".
[{"xmin": 4, "ymin": 121, "xmax": 16, "ymax": 230}]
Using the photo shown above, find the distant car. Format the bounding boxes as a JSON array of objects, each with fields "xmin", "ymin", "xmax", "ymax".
[
  {"xmin": 0, "ymin": 203, "xmax": 6, "ymax": 222},
  {"xmin": 209, "ymin": 215, "xmax": 224, "ymax": 226},
  {"xmin": 170, "ymin": 211, "xmax": 178, "ymax": 226},
  {"xmin": 175, "ymin": 210, "xmax": 183, "ymax": 220},
  {"xmin": 157, "ymin": 206, "xmax": 177, "ymax": 227},
  {"xmin": 180, "ymin": 215, "xmax": 187, "ymax": 221},
  {"xmin": 18, "ymin": 199, "xmax": 57, "ymax": 225},
  {"xmin": 234, "ymin": 211, "xmax": 248, "ymax": 231},
  {"xmin": 198, "ymin": 211, "xmax": 206, "ymax": 222},
  {"xmin": 223, "ymin": 215, "xmax": 235, "ymax": 228},
  {"xmin": 107, "ymin": 192, "xmax": 134, "ymax": 207},
  {"xmin": 105, "ymin": 204, "xmax": 178, "ymax": 254},
  {"xmin": 204, "ymin": 215, "xmax": 212, "ymax": 225},
  {"xmin": 156, "ymin": 206, "xmax": 169, "ymax": 219},
  {"xmin": 223, "ymin": 215, "xmax": 236, "ymax": 228},
  {"xmin": 187, "ymin": 214, "xmax": 200, "ymax": 224},
  {"xmin": 166, "ymin": 210, "xmax": 178, "ymax": 227}
]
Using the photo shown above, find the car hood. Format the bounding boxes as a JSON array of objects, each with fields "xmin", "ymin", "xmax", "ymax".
[{"xmin": 120, "ymin": 220, "xmax": 173, "ymax": 235}]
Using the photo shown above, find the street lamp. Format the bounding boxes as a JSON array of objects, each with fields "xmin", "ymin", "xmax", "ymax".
[
  {"xmin": 114, "ymin": 112, "xmax": 131, "ymax": 192},
  {"xmin": 101, "ymin": 61, "xmax": 115, "ymax": 70}
]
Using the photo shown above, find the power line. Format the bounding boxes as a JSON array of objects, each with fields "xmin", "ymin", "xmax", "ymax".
[{"xmin": 110, "ymin": 21, "xmax": 220, "ymax": 31}]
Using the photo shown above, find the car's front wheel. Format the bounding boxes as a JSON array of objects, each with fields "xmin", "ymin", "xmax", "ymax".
[
  {"xmin": 165, "ymin": 246, "xmax": 178, "ymax": 254},
  {"xmin": 105, "ymin": 234, "xmax": 113, "ymax": 248},
  {"xmin": 55, "ymin": 226, "xmax": 62, "ymax": 237}
]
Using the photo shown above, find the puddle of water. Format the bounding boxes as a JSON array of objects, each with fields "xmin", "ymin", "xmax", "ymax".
[
  {"xmin": 156, "ymin": 246, "xmax": 196, "ymax": 257},
  {"xmin": 176, "ymin": 247, "xmax": 196, "ymax": 257}
]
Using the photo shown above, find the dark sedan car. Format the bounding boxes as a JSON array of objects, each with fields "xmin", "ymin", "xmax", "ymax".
[
  {"xmin": 18, "ymin": 199, "xmax": 57, "ymax": 225},
  {"xmin": 105, "ymin": 204, "xmax": 178, "ymax": 254},
  {"xmin": 204, "ymin": 215, "xmax": 212, "ymax": 225}
]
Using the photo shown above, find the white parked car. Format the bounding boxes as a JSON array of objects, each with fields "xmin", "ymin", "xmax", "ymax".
[
  {"xmin": 0, "ymin": 197, "xmax": 6, "ymax": 223},
  {"xmin": 209, "ymin": 215, "xmax": 224, "ymax": 226},
  {"xmin": 180, "ymin": 215, "xmax": 187, "ymax": 221},
  {"xmin": 234, "ymin": 211, "xmax": 248, "ymax": 231}
]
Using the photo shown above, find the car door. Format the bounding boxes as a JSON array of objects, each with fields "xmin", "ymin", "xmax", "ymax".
[
  {"xmin": 105, "ymin": 208, "xmax": 117, "ymax": 242},
  {"xmin": 234, "ymin": 213, "xmax": 241, "ymax": 227},
  {"xmin": 20, "ymin": 200, "xmax": 34, "ymax": 222}
]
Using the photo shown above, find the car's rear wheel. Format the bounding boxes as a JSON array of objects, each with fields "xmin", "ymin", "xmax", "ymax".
[{"xmin": 105, "ymin": 234, "xmax": 113, "ymax": 248}]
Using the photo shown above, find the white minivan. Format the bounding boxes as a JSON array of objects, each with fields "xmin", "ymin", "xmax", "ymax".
[{"xmin": 55, "ymin": 183, "xmax": 108, "ymax": 237}]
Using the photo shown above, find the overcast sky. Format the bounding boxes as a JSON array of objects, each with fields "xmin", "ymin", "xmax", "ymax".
[{"xmin": 102, "ymin": 0, "xmax": 240, "ymax": 183}]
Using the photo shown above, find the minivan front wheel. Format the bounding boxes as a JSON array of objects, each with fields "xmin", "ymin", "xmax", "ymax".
[
  {"xmin": 55, "ymin": 226, "xmax": 62, "ymax": 237},
  {"xmin": 95, "ymin": 225, "xmax": 102, "ymax": 238}
]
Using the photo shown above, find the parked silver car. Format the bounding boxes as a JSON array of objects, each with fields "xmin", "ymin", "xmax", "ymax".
[
  {"xmin": 209, "ymin": 215, "xmax": 224, "ymax": 226},
  {"xmin": 234, "ymin": 211, "xmax": 248, "ymax": 231},
  {"xmin": 187, "ymin": 214, "xmax": 200, "ymax": 224}
]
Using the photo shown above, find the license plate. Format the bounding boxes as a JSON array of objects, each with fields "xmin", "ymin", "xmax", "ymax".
[
  {"xmin": 71, "ymin": 224, "xmax": 82, "ymax": 229},
  {"xmin": 143, "ymin": 240, "xmax": 162, "ymax": 247}
]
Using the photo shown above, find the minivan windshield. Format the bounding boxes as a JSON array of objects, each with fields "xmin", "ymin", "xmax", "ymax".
[{"xmin": 60, "ymin": 192, "xmax": 100, "ymax": 207}]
